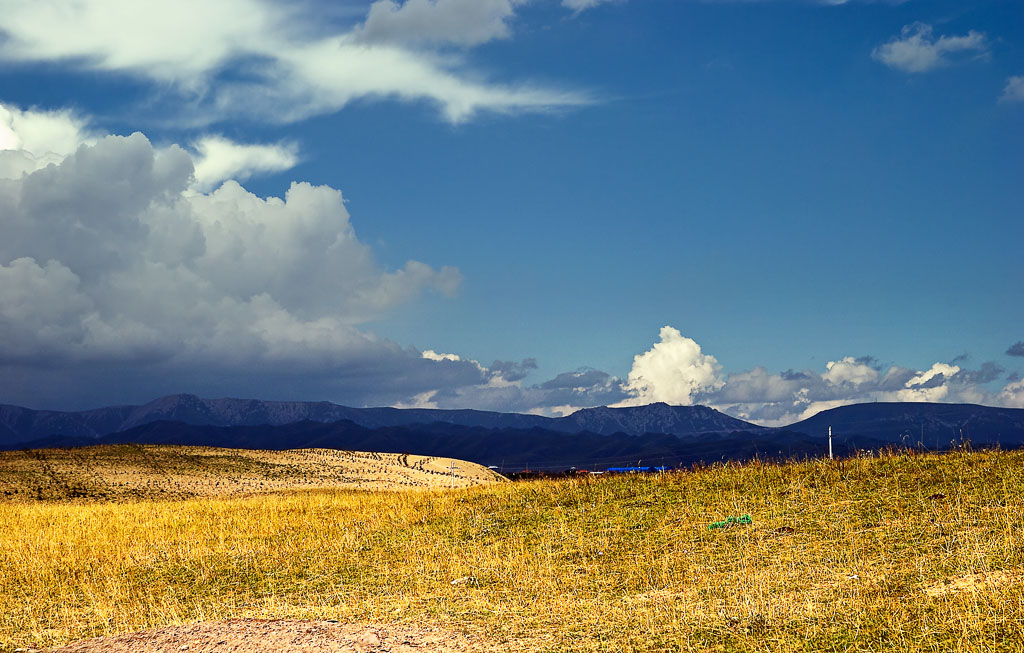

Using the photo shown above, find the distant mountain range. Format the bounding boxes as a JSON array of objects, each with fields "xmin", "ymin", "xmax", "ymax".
[
  {"xmin": 786, "ymin": 402, "xmax": 1024, "ymax": 449},
  {"xmin": 0, "ymin": 394, "xmax": 758, "ymax": 447},
  {"xmin": 8, "ymin": 420, "xmax": 843, "ymax": 472},
  {"xmin": 3, "ymin": 394, "xmax": 1023, "ymax": 470}
]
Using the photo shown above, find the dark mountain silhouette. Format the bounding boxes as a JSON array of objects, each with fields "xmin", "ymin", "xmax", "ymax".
[
  {"xmin": 0, "ymin": 403, "xmax": 136, "ymax": 446},
  {"xmin": 10, "ymin": 419, "xmax": 855, "ymax": 472},
  {"xmin": 0, "ymin": 394, "xmax": 759, "ymax": 447},
  {"xmin": 0, "ymin": 394, "xmax": 547, "ymax": 447},
  {"xmin": 557, "ymin": 403, "xmax": 761, "ymax": 436},
  {"xmin": 785, "ymin": 402, "xmax": 1024, "ymax": 449},
  {"xmin": 2, "ymin": 395, "xmax": 1023, "ymax": 467}
]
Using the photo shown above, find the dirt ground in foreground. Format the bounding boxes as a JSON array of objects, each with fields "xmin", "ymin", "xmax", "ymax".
[{"xmin": 42, "ymin": 619, "xmax": 506, "ymax": 653}]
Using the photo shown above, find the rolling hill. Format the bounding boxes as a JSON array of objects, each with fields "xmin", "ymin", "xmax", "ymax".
[{"xmin": 0, "ymin": 443, "xmax": 504, "ymax": 501}]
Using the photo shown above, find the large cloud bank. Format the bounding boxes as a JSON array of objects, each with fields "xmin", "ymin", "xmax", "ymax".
[{"xmin": 0, "ymin": 105, "xmax": 492, "ymax": 408}]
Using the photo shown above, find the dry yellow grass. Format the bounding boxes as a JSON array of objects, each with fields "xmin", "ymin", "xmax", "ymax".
[{"xmin": 2, "ymin": 447, "xmax": 1024, "ymax": 651}]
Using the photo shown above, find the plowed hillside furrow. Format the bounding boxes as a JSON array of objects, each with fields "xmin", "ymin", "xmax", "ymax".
[{"xmin": 0, "ymin": 444, "xmax": 505, "ymax": 502}]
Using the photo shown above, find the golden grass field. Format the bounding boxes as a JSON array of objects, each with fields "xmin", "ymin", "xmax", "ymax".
[{"xmin": 2, "ymin": 445, "xmax": 1023, "ymax": 651}]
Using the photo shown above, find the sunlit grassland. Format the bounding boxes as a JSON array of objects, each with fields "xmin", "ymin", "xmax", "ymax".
[{"xmin": 2, "ymin": 449, "xmax": 1023, "ymax": 651}]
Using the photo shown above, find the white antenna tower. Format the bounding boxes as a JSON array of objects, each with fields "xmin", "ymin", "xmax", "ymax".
[{"xmin": 828, "ymin": 425, "xmax": 833, "ymax": 460}]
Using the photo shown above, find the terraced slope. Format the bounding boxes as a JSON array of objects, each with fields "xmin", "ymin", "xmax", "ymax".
[{"xmin": 0, "ymin": 444, "xmax": 504, "ymax": 501}]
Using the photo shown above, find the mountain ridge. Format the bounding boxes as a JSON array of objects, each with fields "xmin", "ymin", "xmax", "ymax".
[
  {"xmin": 2, "ymin": 395, "xmax": 1023, "ymax": 455},
  {"xmin": 786, "ymin": 401, "xmax": 1024, "ymax": 448},
  {"xmin": 7, "ymin": 419, "xmax": 851, "ymax": 472},
  {"xmin": 0, "ymin": 394, "xmax": 760, "ymax": 446}
]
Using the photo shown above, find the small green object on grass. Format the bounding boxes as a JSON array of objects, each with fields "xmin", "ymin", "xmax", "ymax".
[{"xmin": 708, "ymin": 514, "xmax": 752, "ymax": 530}]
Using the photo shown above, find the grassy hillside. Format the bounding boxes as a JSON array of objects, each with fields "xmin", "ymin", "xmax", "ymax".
[
  {"xmin": 2, "ymin": 448, "xmax": 1023, "ymax": 651},
  {"xmin": 0, "ymin": 444, "xmax": 504, "ymax": 501}
]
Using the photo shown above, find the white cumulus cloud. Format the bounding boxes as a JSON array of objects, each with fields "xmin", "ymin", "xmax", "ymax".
[
  {"xmin": 422, "ymin": 349, "xmax": 464, "ymax": 362},
  {"xmin": 614, "ymin": 326, "xmax": 724, "ymax": 407},
  {"xmin": 190, "ymin": 135, "xmax": 300, "ymax": 191},
  {"xmin": 872, "ymin": 23, "xmax": 988, "ymax": 73},
  {"xmin": 903, "ymin": 362, "xmax": 960, "ymax": 388},
  {"xmin": 823, "ymin": 357, "xmax": 879, "ymax": 386},
  {"xmin": 0, "ymin": 103, "xmax": 92, "ymax": 156},
  {"xmin": 997, "ymin": 379, "xmax": 1024, "ymax": 409},
  {"xmin": 0, "ymin": 104, "xmax": 96, "ymax": 178}
]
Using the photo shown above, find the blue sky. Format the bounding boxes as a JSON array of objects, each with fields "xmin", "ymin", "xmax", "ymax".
[{"xmin": 0, "ymin": 0, "xmax": 1021, "ymax": 423}]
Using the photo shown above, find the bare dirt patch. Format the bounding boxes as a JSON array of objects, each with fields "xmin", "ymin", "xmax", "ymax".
[
  {"xmin": 923, "ymin": 569, "xmax": 1022, "ymax": 597},
  {"xmin": 44, "ymin": 619, "xmax": 506, "ymax": 653}
]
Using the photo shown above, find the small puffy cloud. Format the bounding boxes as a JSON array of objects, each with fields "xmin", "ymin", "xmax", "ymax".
[
  {"xmin": 614, "ymin": 326, "xmax": 724, "ymax": 407},
  {"xmin": 1006, "ymin": 341, "xmax": 1024, "ymax": 357},
  {"xmin": 356, "ymin": 0, "xmax": 522, "ymax": 47},
  {"xmin": 191, "ymin": 135, "xmax": 299, "ymax": 191},
  {"xmin": 997, "ymin": 379, "xmax": 1024, "ymax": 409},
  {"xmin": 0, "ymin": 103, "xmax": 92, "ymax": 157},
  {"xmin": 896, "ymin": 363, "xmax": 960, "ymax": 402},
  {"xmin": 872, "ymin": 23, "xmax": 988, "ymax": 73},
  {"xmin": 422, "ymin": 349, "xmax": 463, "ymax": 362},
  {"xmin": 823, "ymin": 356, "xmax": 879, "ymax": 386},
  {"xmin": 0, "ymin": 104, "xmax": 95, "ymax": 178},
  {"xmin": 904, "ymin": 363, "xmax": 961, "ymax": 388},
  {"xmin": 562, "ymin": 0, "xmax": 622, "ymax": 14},
  {"xmin": 1001, "ymin": 77, "xmax": 1024, "ymax": 104}
]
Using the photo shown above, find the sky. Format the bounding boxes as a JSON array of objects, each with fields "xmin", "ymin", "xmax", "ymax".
[{"xmin": 0, "ymin": 0, "xmax": 1021, "ymax": 424}]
